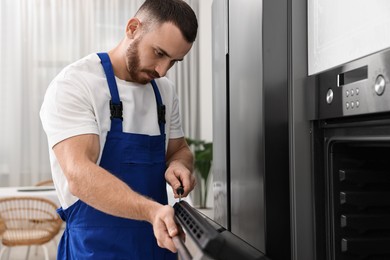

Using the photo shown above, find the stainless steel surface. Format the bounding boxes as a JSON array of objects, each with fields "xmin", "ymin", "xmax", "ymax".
[
  {"xmin": 211, "ymin": 0, "xmax": 229, "ymax": 229},
  {"xmin": 228, "ymin": 0, "xmax": 265, "ymax": 252},
  {"xmin": 316, "ymin": 48, "xmax": 390, "ymax": 120},
  {"xmin": 212, "ymin": 0, "xmax": 314, "ymax": 259},
  {"xmin": 290, "ymin": 0, "xmax": 315, "ymax": 259}
]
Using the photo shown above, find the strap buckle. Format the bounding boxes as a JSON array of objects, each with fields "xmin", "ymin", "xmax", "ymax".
[
  {"xmin": 110, "ymin": 100, "xmax": 123, "ymax": 120},
  {"xmin": 158, "ymin": 105, "xmax": 166, "ymax": 124}
]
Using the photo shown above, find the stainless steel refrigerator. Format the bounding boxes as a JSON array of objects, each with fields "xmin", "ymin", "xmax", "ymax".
[{"xmin": 212, "ymin": 0, "xmax": 314, "ymax": 259}]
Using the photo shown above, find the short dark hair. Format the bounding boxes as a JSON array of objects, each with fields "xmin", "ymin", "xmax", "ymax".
[{"xmin": 135, "ymin": 0, "xmax": 198, "ymax": 43}]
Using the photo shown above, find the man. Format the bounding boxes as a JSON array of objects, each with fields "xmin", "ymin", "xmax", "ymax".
[{"xmin": 40, "ymin": 0, "xmax": 197, "ymax": 259}]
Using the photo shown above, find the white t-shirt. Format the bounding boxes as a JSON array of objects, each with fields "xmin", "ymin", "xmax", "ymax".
[{"xmin": 40, "ymin": 53, "xmax": 184, "ymax": 209}]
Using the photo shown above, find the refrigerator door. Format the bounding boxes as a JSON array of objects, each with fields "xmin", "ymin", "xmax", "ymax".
[
  {"xmin": 228, "ymin": 0, "xmax": 265, "ymax": 252},
  {"xmin": 212, "ymin": 0, "xmax": 229, "ymax": 229}
]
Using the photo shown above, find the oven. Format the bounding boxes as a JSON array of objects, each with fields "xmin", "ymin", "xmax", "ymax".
[{"xmin": 312, "ymin": 48, "xmax": 390, "ymax": 260}]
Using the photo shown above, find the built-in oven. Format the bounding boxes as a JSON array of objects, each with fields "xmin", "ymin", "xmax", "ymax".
[{"xmin": 311, "ymin": 48, "xmax": 390, "ymax": 260}]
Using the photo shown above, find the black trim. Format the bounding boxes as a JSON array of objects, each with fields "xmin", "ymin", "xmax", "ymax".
[{"xmin": 109, "ymin": 100, "xmax": 123, "ymax": 120}]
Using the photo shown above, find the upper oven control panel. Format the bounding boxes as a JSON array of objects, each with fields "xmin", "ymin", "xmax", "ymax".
[{"xmin": 315, "ymin": 48, "xmax": 390, "ymax": 120}]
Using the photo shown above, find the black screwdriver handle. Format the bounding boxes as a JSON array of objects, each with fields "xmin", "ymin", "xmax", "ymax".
[{"xmin": 176, "ymin": 185, "xmax": 184, "ymax": 196}]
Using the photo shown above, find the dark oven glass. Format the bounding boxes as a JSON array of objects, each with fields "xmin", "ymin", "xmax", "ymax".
[{"xmin": 314, "ymin": 116, "xmax": 390, "ymax": 260}]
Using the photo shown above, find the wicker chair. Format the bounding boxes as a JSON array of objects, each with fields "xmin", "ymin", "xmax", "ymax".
[
  {"xmin": 34, "ymin": 179, "xmax": 54, "ymax": 187},
  {"xmin": 0, "ymin": 197, "xmax": 62, "ymax": 260},
  {"xmin": 0, "ymin": 218, "xmax": 5, "ymax": 235}
]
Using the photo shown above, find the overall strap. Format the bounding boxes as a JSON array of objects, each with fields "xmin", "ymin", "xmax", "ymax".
[
  {"xmin": 151, "ymin": 80, "xmax": 166, "ymax": 135},
  {"xmin": 97, "ymin": 52, "xmax": 123, "ymax": 132}
]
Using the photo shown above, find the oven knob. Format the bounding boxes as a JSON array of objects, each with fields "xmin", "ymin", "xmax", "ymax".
[
  {"xmin": 326, "ymin": 89, "xmax": 334, "ymax": 104},
  {"xmin": 374, "ymin": 75, "xmax": 386, "ymax": 96}
]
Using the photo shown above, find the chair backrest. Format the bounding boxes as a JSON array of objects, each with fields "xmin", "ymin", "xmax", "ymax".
[
  {"xmin": 0, "ymin": 196, "xmax": 62, "ymax": 245},
  {"xmin": 0, "ymin": 217, "xmax": 5, "ymax": 235},
  {"xmin": 34, "ymin": 179, "xmax": 54, "ymax": 187}
]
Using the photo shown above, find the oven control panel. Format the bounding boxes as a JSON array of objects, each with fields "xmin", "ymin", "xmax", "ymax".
[{"xmin": 315, "ymin": 48, "xmax": 390, "ymax": 119}]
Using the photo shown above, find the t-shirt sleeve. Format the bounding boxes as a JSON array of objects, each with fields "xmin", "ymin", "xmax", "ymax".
[
  {"xmin": 40, "ymin": 74, "xmax": 99, "ymax": 148},
  {"xmin": 169, "ymin": 90, "xmax": 185, "ymax": 139}
]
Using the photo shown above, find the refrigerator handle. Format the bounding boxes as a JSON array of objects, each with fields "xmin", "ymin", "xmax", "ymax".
[{"xmin": 224, "ymin": 0, "xmax": 229, "ymax": 54}]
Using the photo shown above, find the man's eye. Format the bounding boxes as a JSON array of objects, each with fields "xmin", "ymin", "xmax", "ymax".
[{"xmin": 155, "ymin": 50, "xmax": 164, "ymax": 57}]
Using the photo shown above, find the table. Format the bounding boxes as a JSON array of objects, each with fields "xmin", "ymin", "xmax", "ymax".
[
  {"xmin": 0, "ymin": 185, "xmax": 191, "ymax": 208},
  {"xmin": 0, "ymin": 186, "xmax": 60, "ymax": 206}
]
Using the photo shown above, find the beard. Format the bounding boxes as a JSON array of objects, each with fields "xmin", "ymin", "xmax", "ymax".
[{"xmin": 125, "ymin": 38, "xmax": 159, "ymax": 85}]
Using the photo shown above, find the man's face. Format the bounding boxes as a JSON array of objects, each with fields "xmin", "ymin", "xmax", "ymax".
[
  {"xmin": 125, "ymin": 37, "xmax": 148, "ymax": 84},
  {"xmin": 125, "ymin": 22, "xmax": 193, "ymax": 84}
]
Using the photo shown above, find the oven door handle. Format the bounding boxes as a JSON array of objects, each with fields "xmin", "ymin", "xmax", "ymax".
[{"xmin": 172, "ymin": 235, "xmax": 192, "ymax": 260}]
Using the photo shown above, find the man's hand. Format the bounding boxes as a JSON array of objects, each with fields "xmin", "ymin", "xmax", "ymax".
[
  {"xmin": 151, "ymin": 205, "xmax": 182, "ymax": 253},
  {"xmin": 165, "ymin": 137, "xmax": 196, "ymax": 198},
  {"xmin": 165, "ymin": 161, "xmax": 196, "ymax": 198}
]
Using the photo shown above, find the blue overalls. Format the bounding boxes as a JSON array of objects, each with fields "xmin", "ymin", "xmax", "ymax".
[{"xmin": 56, "ymin": 52, "xmax": 176, "ymax": 260}]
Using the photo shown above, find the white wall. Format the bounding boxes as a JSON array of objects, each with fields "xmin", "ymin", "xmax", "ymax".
[
  {"xmin": 198, "ymin": 0, "xmax": 213, "ymax": 142},
  {"xmin": 308, "ymin": 0, "xmax": 390, "ymax": 75}
]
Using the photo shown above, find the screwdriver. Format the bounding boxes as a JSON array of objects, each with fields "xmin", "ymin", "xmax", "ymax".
[{"xmin": 176, "ymin": 185, "xmax": 184, "ymax": 202}]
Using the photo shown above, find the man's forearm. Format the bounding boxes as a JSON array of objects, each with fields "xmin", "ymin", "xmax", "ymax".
[
  {"xmin": 67, "ymin": 162, "xmax": 161, "ymax": 223},
  {"xmin": 167, "ymin": 146, "xmax": 194, "ymax": 172}
]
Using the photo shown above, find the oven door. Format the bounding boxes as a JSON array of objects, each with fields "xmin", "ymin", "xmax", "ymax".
[
  {"xmin": 314, "ymin": 116, "xmax": 390, "ymax": 260},
  {"xmin": 173, "ymin": 201, "xmax": 269, "ymax": 260}
]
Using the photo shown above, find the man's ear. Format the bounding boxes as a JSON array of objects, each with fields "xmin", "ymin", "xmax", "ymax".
[{"xmin": 126, "ymin": 18, "xmax": 141, "ymax": 39}]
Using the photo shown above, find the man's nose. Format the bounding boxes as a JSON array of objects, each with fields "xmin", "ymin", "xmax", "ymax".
[{"xmin": 155, "ymin": 60, "xmax": 171, "ymax": 78}]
